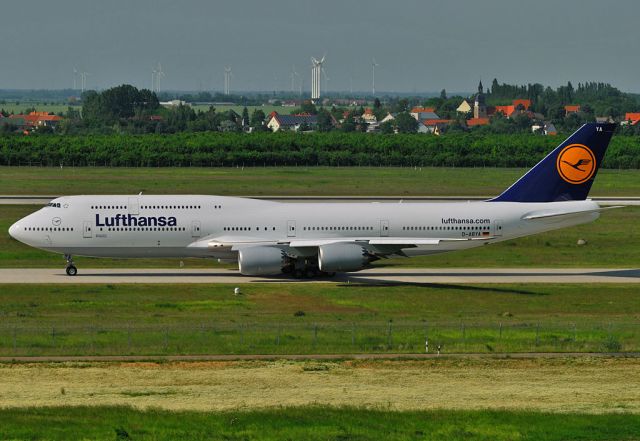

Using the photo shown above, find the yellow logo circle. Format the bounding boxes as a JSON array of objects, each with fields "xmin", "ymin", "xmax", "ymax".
[{"xmin": 556, "ymin": 144, "xmax": 596, "ymax": 184}]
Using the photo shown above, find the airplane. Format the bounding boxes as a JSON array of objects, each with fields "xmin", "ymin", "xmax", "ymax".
[{"xmin": 9, "ymin": 122, "xmax": 616, "ymax": 278}]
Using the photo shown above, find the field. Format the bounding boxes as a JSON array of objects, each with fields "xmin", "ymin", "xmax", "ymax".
[
  {"xmin": 2, "ymin": 405, "xmax": 639, "ymax": 441},
  {"xmin": 0, "ymin": 102, "xmax": 73, "ymax": 115},
  {"xmin": 0, "ymin": 282, "xmax": 638, "ymax": 356},
  {"xmin": 190, "ymin": 104, "xmax": 290, "ymax": 116},
  {"xmin": 2, "ymin": 166, "xmax": 640, "ymax": 196},
  {"xmin": 0, "ymin": 103, "xmax": 291, "ymax": 117}
]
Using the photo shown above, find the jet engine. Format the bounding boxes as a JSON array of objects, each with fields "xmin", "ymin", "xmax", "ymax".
[
  {"xmin": 238, "ymin": 246, "xmax": 291, "ymax": 276},
  {"xmin": 318, "ymin": 242, "xmax": 376, "ymax": 273}
]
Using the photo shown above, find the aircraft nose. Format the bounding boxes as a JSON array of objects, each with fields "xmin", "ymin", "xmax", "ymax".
[{"xmin": 9, "ymin": 221, "xmax": 20, "ymax": 240}]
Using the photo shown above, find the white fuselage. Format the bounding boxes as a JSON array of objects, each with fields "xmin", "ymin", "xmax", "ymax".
[{"xmin": 9, "ymin": 195, "xmax": 601, "ymax": 264}]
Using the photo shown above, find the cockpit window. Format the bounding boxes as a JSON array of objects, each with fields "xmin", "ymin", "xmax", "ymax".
[{"xmin": 46, "ymin": 202, "xmax": 61, "ymax": 208}]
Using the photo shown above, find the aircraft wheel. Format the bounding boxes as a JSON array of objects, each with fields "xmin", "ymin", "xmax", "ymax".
[{"xmin": 66, "ymin": 265, "xmax": 78, "ymax": 276}]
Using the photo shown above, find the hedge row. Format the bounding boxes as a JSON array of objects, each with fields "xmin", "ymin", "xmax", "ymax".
[{"xmin": 1, "ymin": 132, "xmax": 639, "ymax": 168}]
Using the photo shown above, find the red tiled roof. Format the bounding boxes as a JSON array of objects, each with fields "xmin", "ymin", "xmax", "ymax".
[
  {"xmin": 363, "ymin": 108, "xmax": 374, "ymax": 115},
  {"xmin": 411, "ymin": 107, "xmax": 435, "ymax": 113},
  {"xmin": 466, "ymin": 117, "xmax": 490, "ymax": 127},
  {"xmin": 512, "ymin": 99, "xmax": 531, "ymax": 109},
  {"xmin": 422, "ymin": 119, "xmax": 452, "ymax": 126},
  {"xmin": 9, "ymin": 113, "xmax": 62, "ymax": 123},
  {"xmin": 564, "ymin": 105, "xmax": 581, "ymax": 112},
  {"xmin": 494, "ymin": 105, "xmax": 515, "ymax": 116},
  {"xmin": 625, "ymin": 113, "xmax": 640, "ymax": 123}
]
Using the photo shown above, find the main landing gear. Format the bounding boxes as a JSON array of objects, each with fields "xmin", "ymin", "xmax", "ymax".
[{"xmin": 64, "ymin": 254, "xmax": 77, "ymax": 276}]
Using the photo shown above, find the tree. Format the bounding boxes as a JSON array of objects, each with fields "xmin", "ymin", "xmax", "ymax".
[
  {"xmin": 374, "ymin": 98, "xmax": 381, "ymax": 109},
  {"xmin": 395, "ymin": 112, "xmax": 418, "ymax": 133},
  {"xmin": 82, "ymin": 85, "xmax": 159, "ymax": 123},
  {"xmin": 317, "ymin": 108, "xmax": 334, "ymax": 132},
  {"xmin": 250, "ymin": 109, "xmax": 266, "ymax": 128},
  {"xmin": 440, "ymin": 89, "xmax": 447, "ymax": 100},
  {"xmin": 379, "ymin": 120, "xmax": 395, "ymax": 134},
  {"xmin": 296, "ymin": 101, "xmax": 317, "ymax": 115},
  {"xmin": 241, "ymin": 107, "xmax": 250, "ymax": 126}
]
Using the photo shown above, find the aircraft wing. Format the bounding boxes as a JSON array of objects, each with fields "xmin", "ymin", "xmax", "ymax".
[
  {"xmin": 287, "ymin": 236, "xmax": 493, "ymax": 248},
  {"xmin": 188, "ymin": 235, "xmax": 493, "ymax": 253}
]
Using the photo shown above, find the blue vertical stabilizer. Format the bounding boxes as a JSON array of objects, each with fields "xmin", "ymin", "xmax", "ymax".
[{"xmin": 491, "ymin": 123, "xmax": 615, "ymax": 202}]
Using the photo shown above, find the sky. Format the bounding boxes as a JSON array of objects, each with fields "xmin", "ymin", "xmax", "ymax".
[{"xmin": 0, "ymin": 0, "xmax": 638, "ymax": 93}]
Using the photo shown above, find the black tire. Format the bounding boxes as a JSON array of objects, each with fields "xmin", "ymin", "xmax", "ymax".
[{"xmin": 66, "ymin": 265, "xmax": 78, "ymax": 276}]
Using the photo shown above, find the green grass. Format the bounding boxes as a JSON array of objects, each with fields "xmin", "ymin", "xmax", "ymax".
[
  {"xmin": 190, "ymin": 104, "xmax": 289, "ymax": 116},
  {"xmin": 2, "ymin": 166, "xmax": 640, "ymax": 196},
  {"xmin": 0, "ymin": 406, "xmax": 638, "ymax": 440},
  {"xmin": 0, "ymin": 103, "xmax": 72, "ymax": 115},
  {"xmin": 0, "ymin": 283, "xmax": 638, "ymax": 355},
  {"xmin": 2, "ymin": 204, "xmax": 638, "ymax": 268}
]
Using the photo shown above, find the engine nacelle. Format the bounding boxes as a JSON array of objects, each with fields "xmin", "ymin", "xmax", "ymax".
[
  {"xmin": 318, "ymin": 242, "xmax": 373, "ymax": 273},
  {"xmin": 238, "ymin": 246, "xmax": 289, "ymax": 276}
]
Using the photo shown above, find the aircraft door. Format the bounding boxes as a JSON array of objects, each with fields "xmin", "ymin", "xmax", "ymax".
[
  {"xmin": 128, "ymin": 197, "xmax": 139, "ymax": 215},
  {"xmin": 380, "ymin": 220, "xmax": 389, "ymax": 237},
  {"xmin": 287, "ymin": 220, "xmax": 296, "ymax": 237},
  {"xmin": 191, "ymin": 220, "xmax": 201, "ymax": 238},
  {"xmin": 83, "ymin": 221, "xmax": 93, "ymax": 238},
  {"xmin": 493, "ymin": 219, "xmax": 503, "ymax": 237}
]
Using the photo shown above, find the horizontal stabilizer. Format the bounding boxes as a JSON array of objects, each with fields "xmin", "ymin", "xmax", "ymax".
[{"xmin": 522, "ymin": 205, "xmax": 623, "ymax": 221}]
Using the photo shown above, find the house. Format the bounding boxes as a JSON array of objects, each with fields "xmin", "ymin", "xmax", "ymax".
[
  {"xmin": 361, "ymin": 108, "xmax": 377, "ymax": 124},
  {"xmin": 512, "ymin": 99, "xmax": 531, "ymax": 110},
  {"xmin": 379, "ymin": 113, "xmax": 396, "ymax": 124},
  {"xmin": 9, "ymin": 112, "xmax": 63, "ymax": 130},
  {"xmin": 494, "ymin": 99, "xmax": 532, "ymax": 119},
  {"xmin": 456, "ymin": 100, "xmax": 472, "ymax": 114},
  {"xmin": 564, "ymin": 105, "xmax": 581, "ymax": 116},
  {"xmin": 410, "ymin": 107, "xmax": 440, "ymax": 121},
  {"xmin": 531, "ymin": 122, "xmax": 557, "ymax": 136},
  {"xmin": 494, "ymin": 105, "xmax": 517, "ymax": 118},
  {"xmin": 544, "ymin": 123, "xmax": 557, "ymax": 135},
  {"xmin": 422, "ymin": 119, "xmax": 452, "ymax": 134},
  {"xmin": 466, "ymin": 117, "xmax": 490, "ymax": 127},
  {"xmin": 622, "ymin": 113, "xmax": 640, "ymax": 126},
  {"xmin": 266, "ymin": 113, "xmax": 318, "ymax": 132}
]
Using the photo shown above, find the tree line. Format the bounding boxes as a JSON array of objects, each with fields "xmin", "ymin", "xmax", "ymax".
[{"xmin": 2, "ymin": 132, "xmax": 639, "ymax": 168}]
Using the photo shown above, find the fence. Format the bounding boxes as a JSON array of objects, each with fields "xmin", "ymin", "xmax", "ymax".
[{"xmin": 0, "ymin": 321, "xmax": 637, "ymax": 356}]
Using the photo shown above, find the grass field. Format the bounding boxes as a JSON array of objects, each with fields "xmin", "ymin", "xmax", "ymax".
[
  {"xmin": 0, "ymin": 358, "xmax": 638, "ymax": 413},
  {"xmin": 2, "ymin": 204, "xmax": 639, "ymax": 268},
  {"xmin": 2, "ymin": 166, "xmax": 640, "ymax": 196},
  {"xmin": 190, "ymin": 104, "xmax": 289, "ymax": 116},
  {"xmin": 1, "ymin": 406, "xmax": 638, "ymax": 441},
  {"xmin": 0, "ymin": 103, "xmax": 72, "ymax": 115},
  {"xmin": 0, "ymin": 283, "xmax": 638, "ymax": 355},
  {"xmin": 0, "ymin": 103, "xmax": 292, "ymax": 118}
]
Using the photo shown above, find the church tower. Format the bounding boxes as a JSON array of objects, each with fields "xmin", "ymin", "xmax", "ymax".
[{"xmin": 474, "ymin": 80, "xmax": 487, "ymax": 119}]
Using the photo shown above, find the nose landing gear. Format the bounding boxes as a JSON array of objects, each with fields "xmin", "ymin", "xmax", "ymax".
[{"xmin": 64, "ymin": 254, "xmax": 77, "ymax": 276}]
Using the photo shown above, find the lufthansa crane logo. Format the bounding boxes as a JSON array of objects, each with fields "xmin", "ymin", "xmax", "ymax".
[{"xmin": 556, "ymin": 144, "xmax": 596, "ymax": 184}]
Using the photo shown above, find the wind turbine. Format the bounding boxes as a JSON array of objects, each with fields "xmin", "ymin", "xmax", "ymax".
[
  {"xmin": 155, "ymin": 63, "xmax": 165, "ymax": 94},
  {"xmin": 310, "ymin": 54, "xmax": 326, "ymax": 101},
  {"xmin": 290, "ymin": 65, "xmax": 299, "ymax": 92},
  {"xmin": 73, "ymin": 67, "xmax": 78, "ymax": 90},
  {"xmin": 224, "ymin": 66, "xmax": 233, "ymax": 95},
  {"xmin": 371, "ymin": 58, "xmax": 379, "ymax": 96},
  {"xmin": 80, "ymin": 71, "xmax": 90, "ymax": 93}
]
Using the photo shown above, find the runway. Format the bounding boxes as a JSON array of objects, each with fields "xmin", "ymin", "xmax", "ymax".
[{"xmin": 1, "ymin": 267, "xmax": 639, "ymax": 284}]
